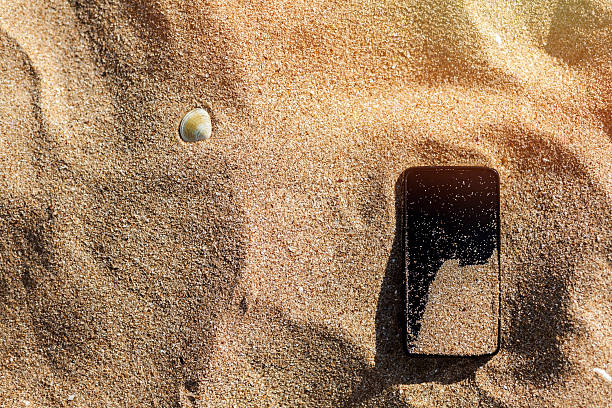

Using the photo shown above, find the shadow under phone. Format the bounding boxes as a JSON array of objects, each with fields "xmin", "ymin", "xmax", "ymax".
[{"xmin": 343, "ymin": 169, "xmax": 501, "ymax": 406}]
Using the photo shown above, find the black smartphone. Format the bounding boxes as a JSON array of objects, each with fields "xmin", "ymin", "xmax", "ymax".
[{"xmin": 402, "ymin": 166, "xmax": 500, "ymax": 356}]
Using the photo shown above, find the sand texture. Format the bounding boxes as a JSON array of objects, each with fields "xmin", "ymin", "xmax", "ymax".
[
  {"xmin": 408, "ymin": 258, "xmax": 499, "ymax": 356},
  {"xmin": 0, "ymin": 0, "xmax": 611, "ymax": 406}
]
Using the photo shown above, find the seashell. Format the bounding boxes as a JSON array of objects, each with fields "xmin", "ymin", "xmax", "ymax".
[
  {"xmin": 594, "ymin": 368, "xmax": 611, "ymax": 382},
  {"xmin": 179, "ymin": 108, "xmax": 212, "ymax": 142}
]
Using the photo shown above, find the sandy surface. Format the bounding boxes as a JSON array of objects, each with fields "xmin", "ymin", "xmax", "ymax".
[
  {"xmin": 409, "ymin": 258, "xmax": 499, "ymax": 356},
  {"xmin": 0, "ymin": 0, "xmax": 610, "ymax": 406}
]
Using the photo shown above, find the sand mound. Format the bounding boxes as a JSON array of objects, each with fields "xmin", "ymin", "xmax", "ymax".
[{"xmin": 0, "ymin": 0, "xmax": 610, "ymax": 406}]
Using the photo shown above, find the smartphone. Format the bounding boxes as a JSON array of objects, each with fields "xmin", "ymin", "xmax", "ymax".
[{"xmin": 402, "ymin": 166, "xmax": 500, "ymax": 356}]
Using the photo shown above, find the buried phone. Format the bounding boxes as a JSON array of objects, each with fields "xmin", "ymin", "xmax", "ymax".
[{"xmin": 402, "ymin": 166, "xmax": 500, "ymax": 356}]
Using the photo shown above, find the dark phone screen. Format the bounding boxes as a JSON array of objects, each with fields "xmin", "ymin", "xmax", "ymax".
[{"xmin": 403, "ymin": 167, "xmax": 500, "ymax": 356}]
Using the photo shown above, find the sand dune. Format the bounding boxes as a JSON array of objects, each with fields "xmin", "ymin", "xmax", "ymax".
[{"xmin": 0, "ymin": 0, "xmax": 610, "ymax": 406}]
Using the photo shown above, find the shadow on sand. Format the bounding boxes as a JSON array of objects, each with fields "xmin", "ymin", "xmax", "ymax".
[{"xmin": 343, "ymin": 170, "xmax": 493, "ymax": 407}]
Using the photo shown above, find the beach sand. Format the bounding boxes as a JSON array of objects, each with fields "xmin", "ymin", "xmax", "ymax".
[{"xmin": 0, "ymin": 0, "xmax": 610, "ymax": 406}]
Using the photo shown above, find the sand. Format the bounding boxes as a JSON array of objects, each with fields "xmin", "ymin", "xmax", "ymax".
[
  {"xmin": 408, "ymin": 258, "xmax": 500, "ymax": 356},
  {"xmin": 0, "ymin": 0, "xmax": 610, "ymax": 406}
]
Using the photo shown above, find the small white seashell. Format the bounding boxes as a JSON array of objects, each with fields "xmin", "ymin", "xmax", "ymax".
[
  {"xmin": 495, "ymin": 34, "xmax": 502, "ymax": 45},
  {"xmin": 179, "ymin": 108, "xmax": 212, "ymax": 142},
  {"xmin": 594, "ymin": 368, "xmax": 612, "ymax": 382},
  {"xmin": 67, "ymin": 394, "xmax": 75, "ymax": 401}
]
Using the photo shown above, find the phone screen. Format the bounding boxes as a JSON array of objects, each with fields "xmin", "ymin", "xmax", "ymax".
[{"xmin": 403, "ymin": 166, "xmax": 500, "ymax": 356}]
